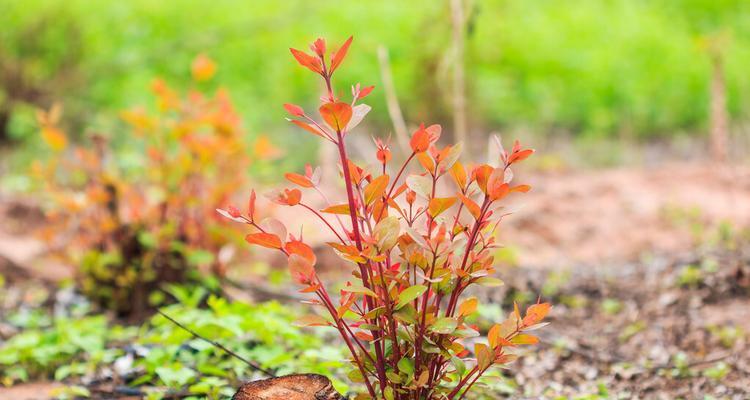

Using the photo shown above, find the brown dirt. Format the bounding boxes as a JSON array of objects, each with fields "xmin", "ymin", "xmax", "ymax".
[
  {"xmin": 503, "ymin": 162, "xmax": 750, "ymax": 268},
  {"xmin": 0, "ymin": 382, "xmax": 63, "ymax": 400}
]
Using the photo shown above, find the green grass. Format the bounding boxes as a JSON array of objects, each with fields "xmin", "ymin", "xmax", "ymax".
[{"xmin": 1, "ymin": 0, "xmax": 749, "ymax": 156}]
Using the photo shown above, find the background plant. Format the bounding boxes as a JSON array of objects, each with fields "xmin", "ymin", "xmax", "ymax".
[
  {"xmin": 31, "ymin": 58, "xmax": 273, "ymax": 317},
  {"xmin": 2, "ymin": 0, "xmax": 749, "ymax": 158},
  {"xmin": 220, "ymin": 36, "xmax": 550, "ymax": 399},
  {"xmin": 0, "ymin": 293, "xmax": 347, "ymax": 398}
]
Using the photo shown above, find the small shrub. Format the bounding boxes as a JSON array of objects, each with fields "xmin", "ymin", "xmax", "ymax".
[
  {"xmin": 32, "ymin": 57, "xmax": 272, "ymax": 317},
  {"xmin": 219, "ymin": 37, "xmax": 550, "ymax": 399}
]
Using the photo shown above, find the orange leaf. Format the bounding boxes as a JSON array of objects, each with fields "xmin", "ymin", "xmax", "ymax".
[
  {"xmin": 473, "ymin": 164, "xmax": 494, "ymax": 194},
  {"xmin": 191, "ymin": 54, "xmax": 216, "ymax": 81},
  {"xmin": 321, "ymin": 204, "xmax": 351, "ymax": 215},
  {"xmin": 510, "ymin": 184, "xmax": 531, "ymax": 193},
  {"xmin": 364, "ymin": 174, "xmax": 389, "ymax": 205},
  {"xmin": 416, "ymin": 152, "xmax": 435, "ymax": 174},
  {"xmin": 290, "ymin": 119, "xmax": 327, "ymax": 139},
  {"xmin": 510, "ymin": 333, "xmax": 539, "ymax": 345},
  {"xmin": 330, "ymin": 36, "xmax": 353, "ymax": 73},
  {"xmin": 523, "ymin": 303, "xmax": 551, "ymax": 326},
  {"xmin": 450, "ymin": 161, "xmax": 467, "ymax": 189},
  {"xmin": 245, "ymin": 232, "xmax": 282, "ymax": 249},
  {"xmin": 457, "ymin": 193, "xmax": 482, "ymax": 220},
  {"xmin": 458, "ymin": 297, "xmax": 478, "ymax": 317},
  {"xmin": 487, "ymin": 168, "xmax": 509, "ymax": 201},
  {"xmin": 354, "ymin": 331, "xmax": 374, "ymax": 342},
  {"xmin": 410, "ymin": 125, "xmax": 431, "ymax": 153},
  {"xmin": 293, "ymin": 315, "xmax": 329, "ymax": 327},
  {"xmin": 285, "ymin": 240, "xmax": 317, "ymax": 265},
  {"xmin": 319, "ymin": 102, "xmax": 353, "ymax": 132},
  {"xmin": 285, "ymin": 173, "xmax": 314, "ymax": 188},
  {"xmin": 428, "ymin": 197, "xmax": 457, "ymax": 218},
  {"xmin": 290, "ymin": 48, "xmax": 322, "ymax": 74}
]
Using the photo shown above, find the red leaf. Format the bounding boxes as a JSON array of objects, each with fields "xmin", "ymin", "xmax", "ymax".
[
  {"xmin": 290, "ymin": 48, "xmax": 322, "ymax": 74},
  {"xmin": 330, "ymin": 36, "xmax": 353, "ymax": 73},
  {"xmin": 358, "ymin": 85, "xmax": 375, "ymax": 99},
  {"xmin": 311, "ymin": 38, "xmax": 326, "ymax": 57},
  {"xmin": 319, "ymin": 102, "xmax": 352, "ymax": 132},
  {"xmin": 246, "ymin": 232, "xmax": 283, "ymax": 249},
  {"xmin": 410, "ymin": 125, "xmax": 431, "ymax": 153},
  {"xmin": 283, "ymin": 103, "xmax": 305, "ymax": 117},
  {"xmin": 226, "ymin": 205, "xmax": 241, "ymax": 218},
  {"xmin": 508, "ymin": 148, "xmax": 534, "ymax": 164}
]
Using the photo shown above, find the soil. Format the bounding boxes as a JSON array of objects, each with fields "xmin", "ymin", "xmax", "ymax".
[{"xmin": 1, "ymin": 162, "xmax": 749, "ymax": 399}]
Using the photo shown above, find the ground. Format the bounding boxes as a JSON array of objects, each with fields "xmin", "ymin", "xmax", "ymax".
[{"xmin": 1, "ymin": 162, "xmax": 749, "ymax": 399}]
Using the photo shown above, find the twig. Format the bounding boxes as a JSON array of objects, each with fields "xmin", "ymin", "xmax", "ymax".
[
  {"xmin": 377, "ymin": 45, "xmax": 410, "ymax": 156},
  {"xmin": 156, "ymin": 309, "xmax": 276, "ymax": 377}
]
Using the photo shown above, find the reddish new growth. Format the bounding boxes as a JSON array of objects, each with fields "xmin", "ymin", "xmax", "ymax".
[{"xmin": 219, "ymin": 37, "xmax": 549, "ymax": 400}]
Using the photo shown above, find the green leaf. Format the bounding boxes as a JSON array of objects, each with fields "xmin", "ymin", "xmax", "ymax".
[
  {"xmin": 396, "ymin": 285, "xmax": 427, "ymax": 309},
  {"xmin": 475, "ymin": 343, "xmax": 492, "ymax": 370},
  {"xmin": 405, "ymin": 175, "xmax": 433, "ymax": 199},
  {"xmin": 373, "ymin": 216, "xmax": 400, "ymax": 250},
  {"xmin": 342, "ymin": 284, "xmax": 378, "ymax": 298},
  {"xmin": 474, "ymin": 277, "xmax": 505, "ymax": 287},
  {"xmin": 397, "ymin": 357, "xmax": 414, "ymax": 375},
  {"xmin": 429, "ymin": 317, "xmax": 458, "ymax": 334}
]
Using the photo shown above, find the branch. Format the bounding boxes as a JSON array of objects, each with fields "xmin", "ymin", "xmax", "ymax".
[{"xmin": 156, "ymin": 309, "xmax": 276, "ymax": 378}]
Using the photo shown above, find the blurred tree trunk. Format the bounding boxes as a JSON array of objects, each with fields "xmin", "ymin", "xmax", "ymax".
[
  {"xmin": 709, "ymin": 53, "xmax": 729, "ymax": 162},
  {"xmin": 450, "ymin": 0, "xmax": 468, "ymax": 145}
]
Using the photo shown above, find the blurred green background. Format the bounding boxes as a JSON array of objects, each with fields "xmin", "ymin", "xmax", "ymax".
[{"xmin": 1, "ymin": 0, "xmax": 749, "ymax": 166}]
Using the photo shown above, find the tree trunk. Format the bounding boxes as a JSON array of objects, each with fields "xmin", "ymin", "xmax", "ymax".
[
  {"xmin": 450, "ymin": 0, "xmax": 468, "ymax": 145},
  {"xmin": 709, "ymin": 53, "xmax": 729, "ymax": 162}
]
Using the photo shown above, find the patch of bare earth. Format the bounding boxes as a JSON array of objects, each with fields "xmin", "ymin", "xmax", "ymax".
[{"xmin": 504, "ymin": 162, "xmax": 750, "ymax": 268}]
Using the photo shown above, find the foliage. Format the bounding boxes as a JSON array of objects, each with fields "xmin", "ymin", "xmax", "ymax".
[
  {"xmin": 219, "ymin": 36, "xmax": 549, "ymax": 399},
  {"xmin": 2, "ymin": 0, "xmax": 750, "ymax": 151},
  {"xmin": 0, "ymin": 296, "xmax": 348, "ymax": 397},
  {"xmin": 30, "ymin": 58, "xmax": 272, "ymax": 316}
]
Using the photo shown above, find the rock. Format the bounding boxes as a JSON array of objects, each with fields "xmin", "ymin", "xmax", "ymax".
[{"xmin": 233, "ymin": 374, "xmax": 343, "ymax": 400}]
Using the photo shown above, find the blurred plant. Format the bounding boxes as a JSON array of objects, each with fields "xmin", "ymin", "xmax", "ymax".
[
  {"xmin": 702, "ymin": 361, "xmax": 731, "ymax": 381},
  {"xmin": 219, "ymin": 36, "xmax": 549, "ymax": 399},
  {"xmin": 0, "ymin": 296, "xmax": 345, "ymax": 397},
  {"xmin": 707, "ymin": 325, "xmax": 744, "ymax": 349},
  {"xmin": 31, "ymin": 56, "xmax": 275, "ymax": 317}
]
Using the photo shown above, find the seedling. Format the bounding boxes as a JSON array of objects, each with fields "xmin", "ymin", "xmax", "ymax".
[{"xmin": 220, "ymin": 36, "xmax": 549, "ymax": 399}]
